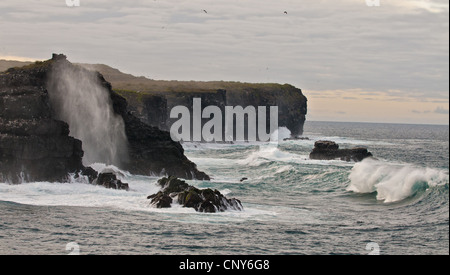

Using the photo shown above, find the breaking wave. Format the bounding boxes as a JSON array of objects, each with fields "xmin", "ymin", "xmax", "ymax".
[{"xmin": 347, "ymin": 158, "xmax": 449, "ymax": 203}]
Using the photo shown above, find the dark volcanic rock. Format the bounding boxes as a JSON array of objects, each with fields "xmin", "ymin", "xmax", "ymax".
[
  {"xmin": 148, "ymin": 191, "xmax": 173, "ymax": 208},
  {"xmin": 114, "ymin": 83, "xmax": 307, "ymax": 139},
  {"xmin": 109, "ymin": 90, "xmax": 210, "ymax": 180},
  {"xmin": 0, "ymin": 57, "xmax": 87, "ymax": 184},
  {"xmin": 0, "ymin": 54, "xmax": 209, "ymax": 182},
  {"xmin": 94, "ymin": 172, "xmax": 129, "ymax": 191},
  {"xmin": 78, "ymin": 166, "xmax": 98, "ymax": 183},
  {"xmin": 148, "ymin": 176, "xmax": 243, "ymax": 213},
  {"xmin": 309, "ymin": 140, "xmax": 373, "ymax": 162},
  {"xmin": 226, "ymin": 85, "xmax": 307, "ymax": 137}
]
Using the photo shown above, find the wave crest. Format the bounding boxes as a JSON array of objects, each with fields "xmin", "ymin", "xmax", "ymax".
[{"xmin": 347, "ymin": 158, "xmax": 449, "ymax": 203}]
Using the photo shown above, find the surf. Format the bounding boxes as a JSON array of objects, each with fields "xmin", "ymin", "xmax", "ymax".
[{"xmin": 347, "ymin": 158, "xmax": 449, "ymax": 203}]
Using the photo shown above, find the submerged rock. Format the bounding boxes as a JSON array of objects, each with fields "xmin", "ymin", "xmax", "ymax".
[
  {"xmin": 93, "ymin": 172, "xmax": 129, "ymax": 191},
  {"xmin": 309, "ymin": 140, "xmax": 373, "ymax": 162},
  {"xmin": 147, "ymin": 176, "xmax": 243, "ymax": 213}
]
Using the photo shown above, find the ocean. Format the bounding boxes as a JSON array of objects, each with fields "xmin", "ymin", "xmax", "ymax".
[{"xmin": 0, "ymin": 121, "xmax": 448, "ymax": 255}]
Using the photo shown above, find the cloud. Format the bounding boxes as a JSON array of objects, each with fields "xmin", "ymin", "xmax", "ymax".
[
  {"xmin": 0, "ymin": 0, "xmax": 448, "ymax": 124},
  {"xmin": 406, "ymin": 0, "xmax": 450, "ymax": 13},
  {"xmin": 411, "ymin": 107, "xmax": 449, "ymax": 115},
  {"xmin": 434, "ymin": 106, "xmax": 449, "ymax": 114},
  {"xmin": 0, "ymin": 55, "xmax": 40, "ymax": 62}
]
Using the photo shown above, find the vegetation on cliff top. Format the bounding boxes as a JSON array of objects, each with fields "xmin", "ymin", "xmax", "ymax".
[
  {"xmin": 79, "ymin": 64, "xmax": 302, "ymax": 96},
  {"xmin": 1, "ymin": 60, "xmax": 302, "ymax": 96}
]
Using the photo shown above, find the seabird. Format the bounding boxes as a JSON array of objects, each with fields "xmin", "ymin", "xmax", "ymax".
[
  {"xmin": 203, "ymin": 9, "xmax": 208, "ymax": 13},
  {"xmin": 284, "ymin": 11, "xmax": 288, "ymax": 14}
]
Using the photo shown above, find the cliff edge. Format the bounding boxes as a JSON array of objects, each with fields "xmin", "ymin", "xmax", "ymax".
[{"xmin": 0, "ymin": 55, "xmax": 209, "ymax": 183}]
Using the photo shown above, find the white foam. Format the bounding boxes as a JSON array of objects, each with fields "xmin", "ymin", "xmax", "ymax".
[
  {"xmin": 271, "ymin": 126, "xmax": 292, "ymax": 142},
  {"xmin": 0, "ymin": 179, "xmax": 157, "ymax": 210},
  {"xmin": 0, "ymin": 174, "xmax": 280, "ymax": 223},
  {"xmin": 47, "ymin": 64, "xmax": 129, "ymax": 167},
  {"xmin": 347, "ymin": 158, "xmax": 449, "ymax": 203},
  {"xmin": 89, "ymin": 163, "xmax": 132, "ymax": 180},
  {"xmin": 182, "ymin": 127, "xmax": 292, "ymax": 152},
  {"xmin": 235, "ymin": 144, "xmax": 353, "ymax": 167}
]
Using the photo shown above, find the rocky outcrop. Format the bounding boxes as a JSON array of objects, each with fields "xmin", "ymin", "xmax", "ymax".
[
  {"xmin": 0, "ymin": 54, "xmax": 209, "ymax": 183},
  {"xmin": 148, "ymin": 176, "xmax": 243, "ymax": 213},
  {"xmin": 309, "ymin": 140, "xmax": 373, "ymax": 162},
  {"xmin": 0, "ymin": 58, "xmax": 87, "ymax": 183},
  {"xmin": 93, "ymin": 172, "xmax": 129, "ymax": 191}
]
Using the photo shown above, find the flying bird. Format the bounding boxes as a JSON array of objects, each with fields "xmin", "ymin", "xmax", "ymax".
[
  {"xmin": 203, "ymin": 9, "xmax": 208, "ymax": 14},
  {"xmin": 284, "ymin": 11, "xmax": 288, "ymax": 14}
]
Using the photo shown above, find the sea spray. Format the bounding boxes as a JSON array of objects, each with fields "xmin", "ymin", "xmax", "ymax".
[
  {"xmin": 347, "ymin": 158, "xmax": 449, "ymax": 202},
  {"xmin": 47, "ymin": 61, "xmax": 129, "ymax": 167}
]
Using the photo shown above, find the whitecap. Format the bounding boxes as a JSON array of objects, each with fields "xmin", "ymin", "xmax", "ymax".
[{"xmin": 347, "ymin": 158, "xmax": 449, "ymax": 203}]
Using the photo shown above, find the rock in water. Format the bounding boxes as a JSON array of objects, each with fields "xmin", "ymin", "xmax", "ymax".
[
  {"xmin": 148, "ymin": 176, "xmax": 243, "ymax": 213},
  {"xmin": 94, "ymin": 172, "xmax": 129, "ymax": 191},
  {"xmin": 309, "ymin": 140, "xmax": 373, "ymax": 162}
]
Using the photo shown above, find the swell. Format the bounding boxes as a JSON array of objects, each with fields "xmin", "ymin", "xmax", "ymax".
[{"xmin": 347, "ymin": 158, "xmax": 449, "ymax": 203}]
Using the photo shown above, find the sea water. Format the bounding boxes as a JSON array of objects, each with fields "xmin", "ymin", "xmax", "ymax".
[{"xmin": 0, "ymin": 121, "xmax": 448, "ymax": 255}]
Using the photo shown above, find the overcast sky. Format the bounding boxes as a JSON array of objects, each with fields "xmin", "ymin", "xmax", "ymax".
[{"xmin": 0, "ymin": 0, "xmax": 448, "ymax": 125}]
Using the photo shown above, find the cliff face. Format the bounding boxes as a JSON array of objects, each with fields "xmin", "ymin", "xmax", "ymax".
[
  {"xmin": 0, "ymin": 59, "xmax": 85, "ymax": 183},
  {"xmin": 107, "ymin": 85, "xmax": 209, "ymax": 179},
  {"xmin": 0, "ymin": 55, "xmax": 209, "ymax": 182},
  {"xmin": 79, "ymin": 64, "xmax": 307, "ymax": 139},
  {"xmin": 225, "ymin": 84, "xmax": 307, "ymax": 137},
  {"xmin": 4, "ymin": 62, "xmax": 309, "ymax": 139},
  {"xmin": 116, "ymin": 91, "xmax": 169, "ymax": 130},
  {"xmin": 116, "ymin": 84, "xmax": 307, "ymax": 139}
]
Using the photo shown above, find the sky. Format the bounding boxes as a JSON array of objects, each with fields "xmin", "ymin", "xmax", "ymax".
[{"xmin": 0, "ymin": 0, "xmax": 448, "ymax": 125}]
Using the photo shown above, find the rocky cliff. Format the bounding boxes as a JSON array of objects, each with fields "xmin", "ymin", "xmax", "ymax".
[
  {"xmin": 0, "ymin": 58, "xmax": 86, "ymax": 183},
  {"xmin": 0, "ymin": 55, "xmax": 209, "ymax": 182},
  {"xmin": 82, "ymin": 64, "xmax": 308, "ymax": 139}
]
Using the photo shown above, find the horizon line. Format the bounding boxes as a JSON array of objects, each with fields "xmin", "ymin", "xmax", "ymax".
[{"xmin": 306, "ymin": 120, "xmax": 449, "ymax": 127}]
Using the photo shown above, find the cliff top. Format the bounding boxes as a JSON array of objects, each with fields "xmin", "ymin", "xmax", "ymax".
[
  {"xmin": 0, "ymin": 60, "xmax": 33, "ymax": 73},
  {"xmin": 1, "ymin": 59, "xmax": 302, "ymax": 95},
  {"xmin": 87, "ymin": 64, "xmax": 299, "ymax": 94}
]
